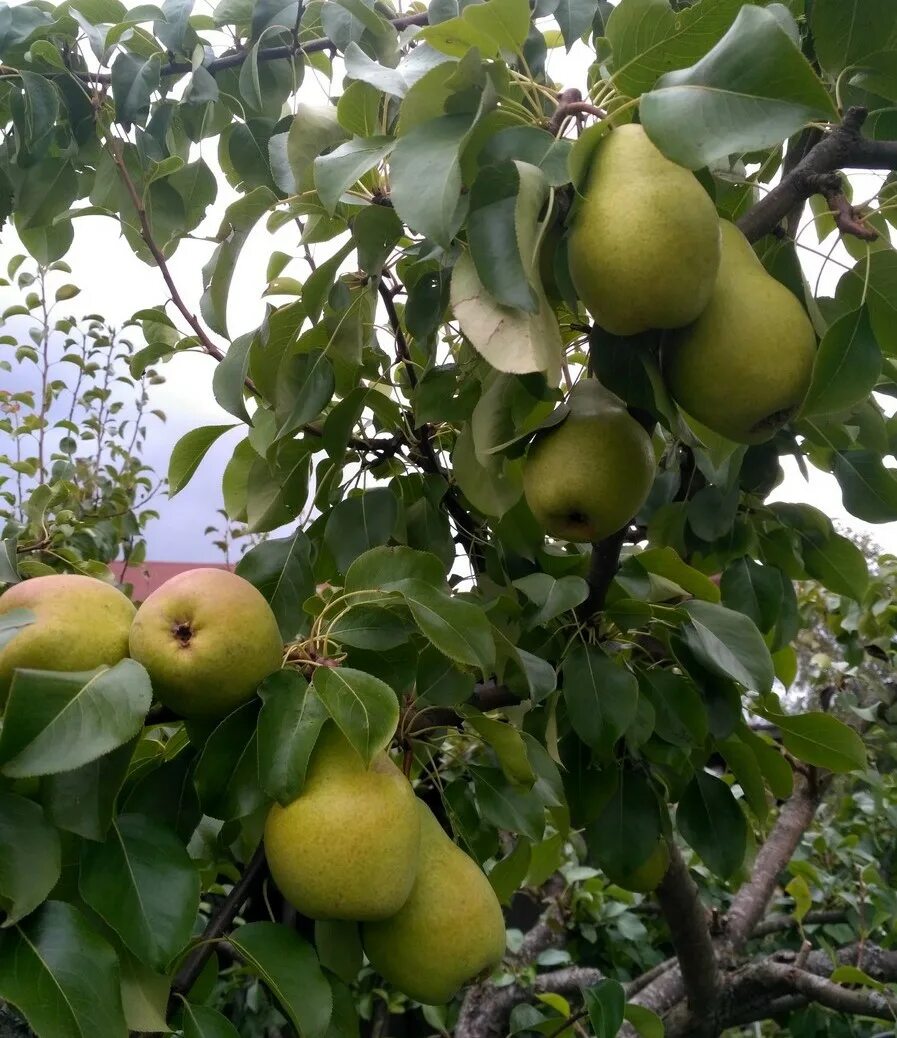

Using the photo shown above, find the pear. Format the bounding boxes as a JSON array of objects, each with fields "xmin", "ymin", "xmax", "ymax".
[
  {"xmin": 128, "ymin": 568, "xmax": 282, "ymax": 719},
  {"xmin": 604, "ymin": 840, "xmax": 670, "ymax": 894},
  {"xmin": 523, "ymin": 380, "xmax": 655, "ymax": 543},
  {"xmin": 265, "ymin": 724, "xmax": 420, "ymax": 920},
  {"xmin": 663, "ymin": 221, "xmax": 817, "ymax": 445},
  {"xmin": 0, "ymin": 574, "xmax": 135, "ymax": 704},
  {"xmin": 568, "ymin": 124, "xmax": 721, "ymax": 335},
  {"xmin": 362, "ymin": 802, "xmax": 506, "ymax": 1004}
]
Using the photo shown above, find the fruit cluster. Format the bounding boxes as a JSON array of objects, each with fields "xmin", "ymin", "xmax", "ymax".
[
  {"xmin": 0, "ymin": 568, "xmax": 506, "ymax": 1004},
  {"xmin": 525, "ymin": 125, "xmax": 816, "ymax": 544}
]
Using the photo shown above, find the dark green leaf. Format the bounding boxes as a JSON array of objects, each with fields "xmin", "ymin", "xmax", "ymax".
[
  {"xmin": 121, "ymin": 745, "xmax": 201, "ymax": 843},
  {"xmin": 638, "ymin": 668, "xmax": 708, "ymax": 748},
  {"xmin": 0, "ymin": 792, "xmax": 60, "ymax": 927},
  {"xmin": 677, "ymin": 770, "xmax": 747, "ymax": 878},
  {"xmin": 314, "ymin": 135, "xmax": 395, "ymax": 214},
  {"xmin": 719, "ymin": 557, "xmax": 783, "ymax": 634},
  {"xmin": 584, "ymin": 979, "xmax": 625, "ymax": 1038},
  {"xmin": 769, "ymin": 711, "xmax": 867, "ymax": 773},
  {"xmin": 555, "ymin": 0, "xmax": 599, "ymax": 50},
  {"xmin": 562, "ymin": 645, "xmax": 640, "ymax": 757},
  {"xmin": 640, "ymin": 4, "xmax": 835, "ymax": 169},
  {"xmin": 324, "ymin": 488, "xmax": 399, "ymax": 574},
  {"xmin": 182, "ymin": 1003, "xmax": 241, "ymax": 1038},
  {"xmin": 212, "ymin": 333, "xmax": 253, "ymax": 422},
  {"xmin": 415, "ymin": 646, "xmax": 475, "ymax": 707},
  {"xmin": 345, "ymin": 545, "xmax": 446, "ymax": 592},
  {"xmin": 681, "ymin": 600, "xmax": 774, "ymax": 692},
  {"xmin": 810, "ymin": 0, "xmax": 897, "ymax": 74},
  {"xmin": 227, "ymin": 922, "xmax": 332, "ymax": 1038},
  {"xmin": 470, "ymin": 764, "xmax": 545, "ymax": 841},
  {"xmin": 44, "ymin": 739, "xmax": 136, "ymax": 842},
  {"xmin": 587, "ymin": 768, "xmax": 662, "ymax": 878},
  {"xmin": 111, "ymin": 52, "xmax": 162, "ymax": 126},
  {"xmin": 0, "ymin": 901, "xmax": 128, "ymax": 1037},
  {"xmin": 833, "ymin": 450, "xmax": 897, "ymax": 523},
  {"xmin": 257, "ymin": 670, "xmax": 329, "ymax": 803},
  {"xmin": 0, "ymin": 661, "xmax": 152, "ymax": 778},
  {"xmin": 801, "ymin": 308, "xmax": 880, "ymax": 418},
  {"xmin": 311, "ymin": 667, "xmax": 399, "ymax": 765},
  {"xmin": 79, "ymin": 814, "xmax": 199, "ymax": 971},
  {"xmin": 802, "ymin": 532, "xmax": 869, "ymax": 601},
  {"xmin": 275, "ymin": 349, "xmax": 335, "ymax": 439},
  {"xmin": 0, "ymin": 608, "xmax": 34, "ymax": 652},
  {"xmin": 328, "ymin": 605, "xmax": 411, "ymax": 649},
  {"xmin": 168, "ymin": 423, "xmax": 237, "ymax": 497},
  {"xmin": 236, "ymin": 530, "xmax": 314, "ymax": 640},
  {"xmin": 314, "ymin": 920, "xmax": 363, "ymax": 985},
  {"xmin": 194, "ymin": 701, "xmax": 265, "ymax": 820}
]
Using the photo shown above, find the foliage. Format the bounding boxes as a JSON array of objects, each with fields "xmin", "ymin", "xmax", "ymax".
[
  {"xmin": 0, "ymin": 255, "xmax": 162, "ymax": 583},
  {"xmin": 0, "ymin": 0, "xmax": 896, "ymax": 1036}
]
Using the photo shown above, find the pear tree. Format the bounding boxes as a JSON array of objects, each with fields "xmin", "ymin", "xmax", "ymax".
[{"xmin": 1, "ymin": 1, "xmax": 897, "ymax": 1036}]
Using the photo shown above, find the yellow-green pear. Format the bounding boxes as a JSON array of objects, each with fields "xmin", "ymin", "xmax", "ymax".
[
  {"xmin": 568, "ymin": 124, "xmax": 721, "ymax": 335},
  {"xmin": 0, "ymin": 574, "xmax": 135, "ymax": 704},
  {"xmin": 663, "ymin": 221, "xmax": 817, "ymax": 444},
  {"xmin": 128, "ymin": 568, "xmax": 282, "ymax": 719},
  {"xmin": 363, "ymin": 802, "xmax": 506, "ymax": 1004},
  {"xmin": 523, "ymin": 380, "xmax": 655, "ymax": 543},
  {"xmin": 604, "ymin": 840, "xmax": 670, "ymax": 894},
  {"xmin": 265, "ymin": 724, "xmax": 420, "ymax": 920}
]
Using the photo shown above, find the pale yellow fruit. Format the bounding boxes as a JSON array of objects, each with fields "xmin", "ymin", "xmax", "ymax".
[
  {"xmin": 265, "ymin": 724, "xmax": 420, "ymax": 920},
  {"xmin": 604, "ymin": 840, "xmax": 670, "ymax": 894},
  {"xmin": 128, "ymin": 568, "xmax": 282, "ymax": 718},
  {"xmin": 0, "ymin": 574, "xmax": 135, "ymax": 704},
  {"xmin": 523, "ymin": 380, "xmax": 655, "ymax": 542},
  {"xmin": 568, "ymin": 124, "xmax": 721, "ymax": 335},
  {"xmin": 664, "ymin": 220, "xmax": 817, "ymax": 444},
  {"xmin": 362, "ymin": 802, "xmax": 506, "ymax": 1004}
]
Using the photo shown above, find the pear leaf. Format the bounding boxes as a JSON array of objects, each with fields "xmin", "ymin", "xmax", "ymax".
[{"xmin": 451, "ymin": 161, "xmax": 563, "ymax": 385}]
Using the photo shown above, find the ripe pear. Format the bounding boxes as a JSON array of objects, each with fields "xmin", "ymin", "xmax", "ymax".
[
  {"xmin": 663, "ymin": 221, "xmax": 816, "ymax": 444},
  {"xmin": 568, "ymin": 124, "xmax": 721, "ymax": 335},
  {"xmin": 0, "ymin": 574, "xmax": 135, "ymax": 704},
  {"xmin": 604, "ymin": 840, "xmax": 670, "ymax": 894},
  {"xmin": 523, "ymin": 380, "xmax": 655, "ymax": 543},
  {"xmin": 362, "ymin": 802, "xmax": 506, "ymax": 1004},
  {"xmin": 265, "ymin": 724, "xmax": 420, "ymax": 920},
  {"xmin": 128, "ymin": 568, "xmax": 282, "ymax": 719}
]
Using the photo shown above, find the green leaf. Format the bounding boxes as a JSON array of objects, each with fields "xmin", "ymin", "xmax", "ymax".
[
  {"xmin": 470, "ymin": 764, "xmax": 545, "ymax": 840},
  {"xmin": 638, "ymin": 669, "xmax": 708, "ymax": 748},
  {"xmin": 324, "ymin": 488, "xmax": 399, "ymax": 574},
  {"xmin": 810, "ymin": 0, "xmax": 897, "ymax": 74},
  {"xmin": 0, "ymin": 661, "xmax": 152, "ymax": 778},
  {"xmin": 43, "ymin": 740, "xmax": 136, "ymax": 842},
  {"xmin": 121, "ymin": 745, "xmax": 201, "ymax": 843},
  {"xmin": 354, "ymin": 204, "xmax": 403, "ymax": 275},
  {"xmin": 786, "ymin": 874, "xmax": 812, "ymax": 923},
  {"xmin": 79, "ymin": 814, "xmax": 200, "ymax": 971},
  {"xmin": 0, "ymin": 792, "xmax": 60, "ymax": 927},
  {"xmin": 311, "ymin": 667, "xmax": 399, "ymax": 765},
  {"xmin": 466, "ymin": 713, "xmax": 535, "ymax": 787},
  {"xmin": 314, "ymin": 135, "xmax": 395, "ymax": 214},
  {"xmin": 420, "ymin": 0, "xmax": 531, "ymax": 56},
  {"xmin": 194, "ymin": 701, "xmax": 266, "ymax": 820},
  {"xmin": 0, "ymin": 902, "xmax": 128, "ymax": 1037},
  {"xmin": 513, "ymin": 573, "xmax": 589, "ymax": 627},
  {"xmin": 833, "ymin": 450, "xmax": 897, "ymax": 523},
  {"xmin": 719, "ymin": 557, "xmax": 783, "ymax": 634},
  {"xmin": 829, "ymin": 964, "xmax": 887, "ymax": 991},
  {"xmin": 718, "ymin": 734, "xmax": 768, "ymax": 821},
  {"xmin": 387, "ymin": 578, "xmax": 495, "ymax": 670},
  {"xmin": 389, "ymin": 113, "xmax": 474, "ymax": 247},
  {"xmin": 801, "ymin": 309, "xmax": 880, "ymax": 418},
  {"xmin": 467, "ymin": 160, "xmax": 538, "ymax": 312},
  {"xmin": 271, "ymin": 105, "xmax": 349, "ymax": 196},
  {"xmin": 677, "ymin": 770, "xmax": 747, "ymax": 879},
  {"xmin": 607, "ymin": 0, "xmax": 743, "ymax": 98},
  {"xmin": 236, "ymin": 530, "xmax": 315, "ymax": 640},
  {"xmin": 257, "ymin": 670, "xmax": 329, "ymax": 803},
  {"xmin": 15, "ymin": 71, "xmax": 59, "ymax": 154},
  {"xmin": 624, "ymin": 1004, "xmax": 664, "ymax": 1038},
  {"xmin": 640, "ymin": 4, "xmax": 836, "ymax": 169},
  {"xmin": 480, "ymin": 126, "xmax": 572, "ymax": 186},
  {"xmin": 345, "ymin": 545, "xmax": 446, "ymax": 592},
  {"xmin": 314, "ymin": 920, "xmax": 363, "ymax": 985},
  {"xmin": 452, "ymin": 161, "xmax": 562, "ymax": 383},
  {"xmin": 768, "ymin": 711, "xmax": 867, "ymax": 773},
  {"xmin": 182, "ymin": 1003, "xmax": 241, "ymax": 1038},
  {"xmin": 328, "ymin": 605, "xmax": 411, "ymax": 650},
  {"xmin": 212, "ymin": 332, "xmax": 253, "ymax": 422},
  {"xmin": 739, "ymin": 727, "xmax": 793, "ymax": 800},
  {"xmin": 227, "ymin": 922, "xmax": 332, "ymax": 1038},
  {"xmin": 275, "ymin": 349, "xmax": 335, "ymax": 439},
  {"xmin": 562, "ymin": 645, "xmax": 639, "ymax": 757},
  {"xmin": 802, "ymin": 532, "xmax": 869, "ymax": 601},
  {"xmin": 0, "ymin": 608, "xmax": 34, "ymax": 652},
  {"xmin": 111, "ymin": 52, "xmax": 161, "ymax": 126},
  {"xmin": 416, "ymin": 647, "xmax": 476, "ymax": 707},
  {"xmin": 168, "ymin": 423, "xmax": 237, "ymax": 497},
  {"xmin": 681, "ymin": 600, "xmax": 774, "ymax": 693},
  {"xmin": 200, "ymin": 187, "xmax": 277, "ymax": 336},
  {"xmin": 584, "ymin": 980, "xmax": 625, "ymax": 1038},
  {"xmin": 555, "ymin": 0, "xmax": 599, "ymax": 50},
  {"xmin": 587, "ymin": 768, "xmax": 662, "ymax": 878}
]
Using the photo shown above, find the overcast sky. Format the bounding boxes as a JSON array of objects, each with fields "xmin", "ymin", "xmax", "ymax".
[{"xmin": 1, "ymin": 0, "xmax": 895, "ymax": 563}]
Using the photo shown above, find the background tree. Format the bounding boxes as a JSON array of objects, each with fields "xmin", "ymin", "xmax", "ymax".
[{"xmin": 0, "ymin": 2, "xmax": 897, "ymax": 1038}]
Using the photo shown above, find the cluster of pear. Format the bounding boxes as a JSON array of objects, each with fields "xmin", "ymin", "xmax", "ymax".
[
  {"xmin": 0, "ymin": 571, "xmax": 507, "ymax": 1002},
  {"xmin": 265, "ymin": 724, "xmax": 506, "ymax": 1003},
  {"xmin": 0, "ymin": 568, "xmax": 283, "ymax": 718},
  {"xmin": 523, "ymin": 126, "xmax": 817, "ymax": 545}
]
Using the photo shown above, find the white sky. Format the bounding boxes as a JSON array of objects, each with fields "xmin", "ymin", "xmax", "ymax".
[{"xmin": 2, "ymin": 0, "xmax": 895, "ymax": 562}]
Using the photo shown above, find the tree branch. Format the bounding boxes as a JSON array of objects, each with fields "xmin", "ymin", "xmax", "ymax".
[
  {"xmin": 752, "ymin": 909, "xmax": 848, "ymax": 938},
  {"xmin": 69, "ymin": 12, "xmax": 430, "ymax": 86},
  {"xmin": 725, "ymin": 773, "xmax": 822, "ymax": 952},
  {"xmin": 547, "ymin": 87, "xmax": 606, "ymax": 136},
  {"xmin": 168, "ymin": 842, "xmax": 267, "ymax": 1008},
  {"xmin": 654, "ymin": 844, "xmax": 720, "ymax": 1028},
  {"xmin": 737, "ymin": 107, "xmax": 897, "ymax": 242}
]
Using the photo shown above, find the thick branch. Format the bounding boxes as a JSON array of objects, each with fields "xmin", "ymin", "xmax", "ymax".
[
  {"xmin": 548, "ymin": 88, "xmax": 606, "ymax": 136},
  {"xmin": 737, "ymin": 107, "xmax": 897, "ymax": 242},
  {"xmin": 169, "ymin": 843, "xmax": 267, "ymax": 1007},
  {"xmin": 69, "ymin": 12, "xmax": 429, "ymax": 86},
  {"xmin": 655, "ymin": 844, "xmax": 719, "ymax": 1025},
  {"xmin": 725, "ymin": 773, "xmax": 822, "ymax": 952},
  {"xmin": 577, "ymin": 526, "xmax": 628, "ymax": 619},
  {"xmin": 753, "ymin": 909, "xmax": 848, "ymax": 938}
]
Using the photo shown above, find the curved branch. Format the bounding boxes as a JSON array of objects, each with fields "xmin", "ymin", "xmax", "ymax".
[{"xmin": 737, "ymin": 107, "xmax": 897, "ymax": 242}]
